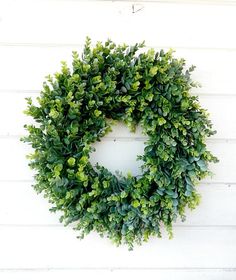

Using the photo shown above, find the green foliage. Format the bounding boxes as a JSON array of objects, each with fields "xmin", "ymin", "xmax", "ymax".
[{"xmin": 22, "ymin": 37, "xmax": 218, "ymax": 249}]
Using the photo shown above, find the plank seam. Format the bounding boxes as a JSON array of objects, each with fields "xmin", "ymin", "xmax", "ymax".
[
  {"xmin": 0, "ymin": 180, "xmax": 235, "ymax": 187},
  {"xmin": 3, "ymin": 134, "xmax": 236, "ymax": 143},
  {"xmin": 0, "ymin": 267, "xmax": 236, "ymax": 272},
  {"xmin": 1, "ymin": 225, "xmax": 236, "ymax": 228},
  {"xmin": 24, "ymin": 0, "xmax": 236, "ymax": 5},
  {"xmin": 0, "ymin": 180, "xmax": 236, "ymax": 185},
  {"xmin": 3, "ymin": 0, "xmax": 236, "ymax": 4},
  {"xmin": 1, "ymin": 42, "xmax": 236, "ymax": 52},
  {"xmin": 0, "ymin": 89, "xmax": 235, "ymax": 97}
]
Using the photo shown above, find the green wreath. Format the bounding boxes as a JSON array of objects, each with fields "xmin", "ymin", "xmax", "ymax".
[{"xmin": 22, "ymin": 38, "xmax": 218, "ymax": 249}]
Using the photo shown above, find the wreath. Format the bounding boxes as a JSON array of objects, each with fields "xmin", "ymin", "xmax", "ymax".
[{"xmin": 22, "ymin": 38, "xmax": 218, "ymax": 249}]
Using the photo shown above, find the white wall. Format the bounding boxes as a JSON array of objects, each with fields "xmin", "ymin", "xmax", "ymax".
[{"xmin": 0, "ymin": 0, "xmax": 236, "ymax": 279}]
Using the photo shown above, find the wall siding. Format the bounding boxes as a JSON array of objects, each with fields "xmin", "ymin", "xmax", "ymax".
[{"xmin": 0, "ymin": 0, "xmax": 235, "ymax": 279}]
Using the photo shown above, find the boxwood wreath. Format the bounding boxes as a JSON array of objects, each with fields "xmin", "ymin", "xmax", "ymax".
[{"xmin": 22, "ymin": 38, "xmax": 218, "ymax": 249}]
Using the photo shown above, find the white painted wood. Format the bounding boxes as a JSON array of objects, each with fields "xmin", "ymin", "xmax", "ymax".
[
  {"xmin": 0, "ymin": 226, "xmax": 235, "ymax": 268},
  {"xmin": 0, "ymin": 182, "xmax": 235, "ymax": 226},
  {"xmin": 0, "ymin": 139, "xmax": 34, "ymax": 181},
  {"xmin": 0, "ymin": 0, "xmax": 235, "ymax": 277},
  {"xmin": 1, "ymin": 268, "xmax": 236, "ymax": 280},
  {"xmin": 0, "ymin": 1, "xmax": 236, "ymax": 49},
  {"xmin": 0, "ymin": 46, "xmax": 236, "ymax": 95}
]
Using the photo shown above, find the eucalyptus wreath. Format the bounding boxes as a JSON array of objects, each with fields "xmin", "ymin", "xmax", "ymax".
[{"xmin": 22, "ymin": 38, "xmax": 218, "ymax": 249}]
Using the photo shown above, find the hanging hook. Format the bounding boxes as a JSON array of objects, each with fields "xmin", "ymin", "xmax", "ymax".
[{"xmin": 132, "ymin": 4, "xmax": 144, "ymax": 14}]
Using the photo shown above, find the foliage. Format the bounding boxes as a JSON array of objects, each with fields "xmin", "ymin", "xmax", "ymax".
[{"xmin": 22, "ymin": 37, "xmax": 218, "ymax": 249}]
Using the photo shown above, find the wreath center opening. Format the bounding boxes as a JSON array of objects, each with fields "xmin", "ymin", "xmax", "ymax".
[{"xmin": 89, "ymin": 122, "xmax": 145, "ymax": 177}]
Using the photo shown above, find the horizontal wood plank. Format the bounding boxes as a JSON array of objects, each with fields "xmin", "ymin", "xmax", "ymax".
[
  {"xmin": 1, "ymin": 268, "xmax": 236, "ymax": 280},
  {"xmin": 0, "ymin": 1, "xmax": 236, "ymax": 49},
  {"xmin": 0, "ymin": 226, "xmax": 235, "ymax": 268},
  {"xmin": 0, "ymin": 46, "xmax": 236, "ymax": 95},
  {"xmin": 0, "ymin": 182, "xmax": 235, "ymax": 226}
]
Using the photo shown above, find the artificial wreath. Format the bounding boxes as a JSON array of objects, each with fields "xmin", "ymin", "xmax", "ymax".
[{"xmin": 22, "ymin": 38, "xmax": 218, "ymax": 249}]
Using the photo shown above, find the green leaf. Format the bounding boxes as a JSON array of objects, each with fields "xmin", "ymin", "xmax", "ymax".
[
  {"xmin": 157, "ymin": 117, "xmax": 166, "ymax": 126},
  {"xmin": 54, "ymin": 164, "xmax": 63, "ymax": 177},
  {"xmin": 120, "ymin": 191, "xmax": 128, "ymax": 198},
  {"xmin": 166, "ymin": 190, "xmax": 178, "ymax": 198},
  {"xmin": 186, "ymin": 184, "xmax": 193, "ymax": 191},
  {"xmin": 121, "ymin": 86, "xmax": 127, "ymax": 93},
  {"xmin": 94, "ymin": 109, "xmax": 102, "ymax": 117},
  {"xmin": 146, "ymin": 93, "xmax": 154, "ymax": 102},
  {"xmin": 67, "ymin": 157, "xmax": 76, "ymax": 167},
  {"xmin": 181, "ymin": 100, "xmax": 189, "ymax": 111},
  {"xmin": 49, "ymin": 109, "xmax": 59, "ymax": 119},
  {"xmin": 196, "ymin": 160, "xmax": 207, "ymax": 171},
  {"xmin": 185, "ymin": 190, "xmax": 192, "ymax": 197},
  {"xmin": 149, "ymin": 66, "xmax": 158, "ymax": 77},
  {"xmin": 173, "ymin": 199, "xmax": 178, "ymax": 207},
  {"xmin": 103, "ymin": 181, "xmax": 109, "ymax": 188},
  {"xmin": 132, "ymin": 200, "xmax": 140, "ymax": 208},
  {"xmin": 131, "ymin": 81, "xmax": 140, "ymax": 91}
]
